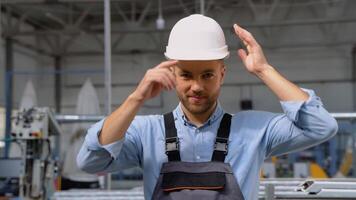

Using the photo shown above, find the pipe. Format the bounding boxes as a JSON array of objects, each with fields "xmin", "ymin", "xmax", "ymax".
[
  {"xmin": 104, "ymin": 0, "xmax": 112, "ymax": 116},
  {"xmin": 4, "ymin": 38, "xmax": 14, "ymax": 158},
  {"xmin": 332, "ymin": 113, "xmax": 356, "ymax": 119},
  {"xmin": 54, "ymin": 56, "xmax": 62, "ymax": 113},
  {"xmin": 55, "ymin": 114, "xmax": 105, "ymax": 123},
  {"xmin": 352, "ymin": 45, "xmax": 356, "ymax": 111},
  {"xmin": 104, "ymin": 0, "xmax": 112, "ymax": 190},
  {"xmin": 54, "ymin": 113, "xmax": 356, "ymax": 123},
  {"xmin": 200, "ymin": 0, "xmax": 205, "ymax": 15}
]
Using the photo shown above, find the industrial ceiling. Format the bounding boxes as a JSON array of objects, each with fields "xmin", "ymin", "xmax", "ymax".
[{"xmin": 1, "ymin": 0, "xmax": 355, "ymax": 57}]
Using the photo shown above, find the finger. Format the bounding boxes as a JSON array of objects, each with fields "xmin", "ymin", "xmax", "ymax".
[
  {"xmin": 233, "ymin": 24, "xmax": 251, "ymax": 50},
  {"xmin": 155, "ymin": 68, "xmax": 176, "ymax": 85},
  {"xmin": 233, "ymin": 24, "xmax": 257, "ymax": 48},
  {"xmin": 237, "ymin": 49, "xmax": 247, "ymax": 63},
  {"xmin": 149, "ymin": 73, "xmax": 171, "ymax": 90},
  {"xmin": 156, "ymin": 60, "xmax": 178, "ymax": 69},
  {"xmin": 241, "ymin": 40, "xmax": 252, "ymax": 53},
  {"xmin": 233, "ymin": 24, "xmax": 246, "ymax": 41},
  {"xmin": 157, "ymin": 69, "xmax": 176, "ymax": 89},
  {"xmin": 157, "ymin": 75, "xmax": 172, "ymax": 90},
  {"xmin": 234, "ymin": 24, "xmax": 253, "ymax": 42},
  {"xmin": 160, "ymin": 68, "xmax": 176, "ymax": 85},
  {"xmin": 148, "ymin": 67, "xmax": 175, "ymax": 90},
  {"xmin": 154, "ymin": 72, "xmax": 175, "ymax": 90}
]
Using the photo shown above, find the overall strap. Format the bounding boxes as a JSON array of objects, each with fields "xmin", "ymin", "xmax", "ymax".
[
  {"xmin": 211, "ymin": 113, "xmax": 232, "ymax": 162},
  {"xmin": 164, "ymin": 112, "xmax": 181, "ymax": 162}
]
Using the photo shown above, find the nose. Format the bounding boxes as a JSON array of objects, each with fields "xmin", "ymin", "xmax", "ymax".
[{"xmin": 191, "ymin": 80, "xmax": 203, "ymax": 93}]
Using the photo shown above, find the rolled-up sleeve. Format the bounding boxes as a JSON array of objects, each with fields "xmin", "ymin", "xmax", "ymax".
[
  {"xmin": 265, "ymin": 88, "xmax": 338, "ymax": 158},
  {"xmin": 77, "ymin": 117, "xmax": 143, "ymax": 174}
]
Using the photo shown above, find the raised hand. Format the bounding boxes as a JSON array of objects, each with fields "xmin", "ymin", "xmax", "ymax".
[
  {"xmin": 132, "ymin": 60, "xmax": 178, "ymax": 102},
  {"xmin": 233, "ymin": 24, "xmax": 271, "ymax": 75}
]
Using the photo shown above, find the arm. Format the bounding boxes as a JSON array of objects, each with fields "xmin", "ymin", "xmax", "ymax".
[
  {"xmin": 233, "ymin": 24, "xmax": 338, "ymax": 157},
  {"xmin": 100, "ymin": 60, "xmax": 177, "ymax": 145},
  {"xmin": 265, "ymin": 89, "xmax": 338, "ymax": 157},
  {"xmin": 77, "ymin": 60, "xmax": 177, "ymax": 173},
  {"xmin": 233, "ymin": 24, "xmax": 309, "ymax": 102}
]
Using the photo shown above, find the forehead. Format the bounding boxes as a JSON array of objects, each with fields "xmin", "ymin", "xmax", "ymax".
[{"xmin": 176, "ymin": 60, "xmax": 223, "ymax": 72}]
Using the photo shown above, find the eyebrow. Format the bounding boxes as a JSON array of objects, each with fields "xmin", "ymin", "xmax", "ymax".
[
  {"xmin": 202, "ymin": 69, "xmax": 215, "ymax": 73},
  {"xmin": 180, "ymin": 69, "xmax": 215, "ymax": 74}
]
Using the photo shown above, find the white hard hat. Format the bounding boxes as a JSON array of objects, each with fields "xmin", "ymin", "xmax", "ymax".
[{"xmin": 165, "ymin": 14, "xmax": 229, "ymax": 60}]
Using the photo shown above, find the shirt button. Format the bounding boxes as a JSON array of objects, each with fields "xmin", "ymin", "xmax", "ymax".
[{"xmin": 196, "ymin": 156, "xmax": 200, "ymax": 160}]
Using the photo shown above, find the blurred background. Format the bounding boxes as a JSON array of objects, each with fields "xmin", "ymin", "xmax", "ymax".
[{"xmin": 1, "ymin": 0, "xmax": 356, "ymax": 199}]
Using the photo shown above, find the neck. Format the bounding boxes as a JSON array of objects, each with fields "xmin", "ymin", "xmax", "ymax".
[{"xmin": 181, "ymin": 102, "xmax": 217, "ymax": 127}]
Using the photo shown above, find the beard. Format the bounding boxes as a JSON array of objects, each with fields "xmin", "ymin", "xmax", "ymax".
[{"xmin": 177, "ymin": 91, "xmax": 218, "ymax": 115}]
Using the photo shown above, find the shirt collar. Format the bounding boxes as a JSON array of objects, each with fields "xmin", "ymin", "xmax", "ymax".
[{"xmin": 173, "ymin": 102, "xmax": 224, "ymax": 128}]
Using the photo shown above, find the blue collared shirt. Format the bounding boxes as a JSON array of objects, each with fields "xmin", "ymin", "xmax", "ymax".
[{"xmin": 77, "ymin": 89, "xmax": 338, "ymax": 200}]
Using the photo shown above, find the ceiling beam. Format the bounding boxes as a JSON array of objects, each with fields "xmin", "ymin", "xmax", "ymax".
[
  {"xmin": 6, "ymin": 17, "xmax": 356, "ymax": 37},
  {"xmin": 1, "ymin": 5, "xmax": 43, "ymax": 29},
  {"xmin": 0, "ymin": 0, "xmax": 137, "ymax": 4},
  {"xmin": 61, "ymin": 40, "xmax": 356, "ymax": 57},
  {"xmin": 12, "ymin": 38, "xmax": 53, "ymax": 56}
]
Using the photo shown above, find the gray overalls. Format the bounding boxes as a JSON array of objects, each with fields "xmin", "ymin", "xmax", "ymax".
[{"xmin": 152, "ymin": 113, "xmax": 245, "ymax": 200}]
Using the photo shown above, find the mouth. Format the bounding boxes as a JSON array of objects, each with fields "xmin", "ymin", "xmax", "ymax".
[{"xmin": 188, "ymin": 95, "xmax": 206, "ymax": 103}]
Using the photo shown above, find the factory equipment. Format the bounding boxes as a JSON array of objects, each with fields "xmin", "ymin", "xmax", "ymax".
[
  {"xmin": 11, "ymin": 107, "xmax": 61, "ymax": 200},
  {"xmin": 52, "ymin": 179, "xmax": 356, "ymax": 199},
  {"xmin": 260, "ymin": 178, "xmax": 356, "ymax": 199},
  {"xmin": 52, "ymin": 188, "xmax": 145, "ymax": 200},
  {"xmin": 0, "ymin": 158, "xmax": 21, "ymax": 197}
]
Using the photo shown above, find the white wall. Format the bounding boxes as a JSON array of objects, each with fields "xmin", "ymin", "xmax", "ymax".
[
  {"xmin": 0, "ymin": 10, "xmax": 56, "ymax": 109},
  {"xmin": 0, "ymin": 39, "xmax": 56, "ymax": 108},
  {"xmin": 60, "ymin": 44, "xmax": 353, "ymax": 116}
]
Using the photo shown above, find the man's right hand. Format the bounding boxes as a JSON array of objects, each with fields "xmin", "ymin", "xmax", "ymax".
[
  {"xmin": 131, "ymin": 60, "xmax": 178, "ymax": 102},
  {"xmin": 99, "ymin": 60, "xmax": 178, "ymax": 145}
]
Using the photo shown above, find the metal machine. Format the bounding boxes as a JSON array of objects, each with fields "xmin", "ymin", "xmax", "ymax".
[
  {"xmin": 11, "ymin": 107, "xmax": 61, "ymax": 200},
  {"xmin": 260, "ymin": 178, "xmax": 356, "ymax": 199}
]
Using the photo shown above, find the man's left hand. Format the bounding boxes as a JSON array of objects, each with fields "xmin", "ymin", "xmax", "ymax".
[{"xmin": 233, "ymin": 24, "xmax": 271, "ymax": 75}]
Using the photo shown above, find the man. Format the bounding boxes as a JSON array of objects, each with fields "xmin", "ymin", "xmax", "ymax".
[{"xmin": 77, "ymin": 14, "xmax": 338, "ymax": 200}]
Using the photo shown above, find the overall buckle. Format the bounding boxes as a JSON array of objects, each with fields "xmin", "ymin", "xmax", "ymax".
[
  {"xmin": 165, "ymin": 137, "xmax": 179, "ymax": 154},
  {"xmin": 214, "ymin": 137, "xmax": 228, "ymax": 154}
]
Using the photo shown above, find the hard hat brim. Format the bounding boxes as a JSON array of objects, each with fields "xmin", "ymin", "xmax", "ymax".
[{"xmin": 164, "ymin": 47, "xmax": 230, "ymax": 61}]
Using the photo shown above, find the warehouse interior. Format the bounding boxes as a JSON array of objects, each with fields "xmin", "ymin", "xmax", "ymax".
[{"xmin": 1, "ymin": 0, "xmax": 356, "ymax": 199}]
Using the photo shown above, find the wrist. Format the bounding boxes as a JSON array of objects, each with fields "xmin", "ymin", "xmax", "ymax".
[
  {"xmin": 128, "ymin": 92, "xmax": 146, "ymax": 105},
  {"xmin": 254, "ymin": 64, "xmax": 274, "ymax": 78}
]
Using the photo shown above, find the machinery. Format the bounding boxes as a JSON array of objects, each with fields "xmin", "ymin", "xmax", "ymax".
[
  {"xmin": 11, "ymin": 107, "xmax": 61, "ymax": 200},
  {"xmin": 260, "ymin": 179, "xmax": 356, "ymax": 199}
]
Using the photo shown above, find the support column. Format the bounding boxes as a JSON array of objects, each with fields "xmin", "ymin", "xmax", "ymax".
[
  {"xmin": 104, "ymin": 0, "xmax": 112, "ymax": 190},
  {"xmin": 352, "ymin": 124, "xmax": 356, "ymax": 177},
  {"xmin": 4, "ymin": 37, "xmax": 14, "ymax": 158},
  {"xmin": 353, "ymin": 46, "xmax": 356, "ymax": 111},
  {"xmin": 200, "ymin": 0, "xmax": 205, "ymax": 15},
  {"xmin": 104, "ymin": 0, "xmax": 112, "ymax": 116},
  {"xmin": 352, "ymin": 45, "xmax": 356, "ymax": 177},
  {"xmin": 54, "ymin": 56, "xmax": 62, "ymax": 113}
]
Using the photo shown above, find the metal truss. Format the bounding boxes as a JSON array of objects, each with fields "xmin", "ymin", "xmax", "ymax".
[{"xmin": 1, "ymin": 0, "xmax": 355, "ymax": 57}]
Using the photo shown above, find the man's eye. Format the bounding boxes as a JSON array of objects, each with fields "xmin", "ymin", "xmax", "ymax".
[
  {"xmin": 180, "ymin": 74, "xmax": 191, "ymax": 78},
  {"xmin": 202, "ymin": 73, "xmax": 214, "ymax": 79}
]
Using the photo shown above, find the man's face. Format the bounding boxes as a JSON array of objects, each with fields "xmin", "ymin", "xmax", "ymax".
[{"xmin": 174, "ymin": 60, "xmax": 225, "ymax": 116}]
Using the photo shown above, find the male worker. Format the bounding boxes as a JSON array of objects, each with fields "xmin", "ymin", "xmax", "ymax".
[{"xmin": 77, "ymin": 14, "xmax": 338, "ymax": 200}]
